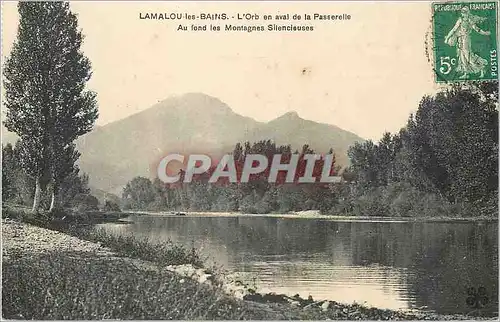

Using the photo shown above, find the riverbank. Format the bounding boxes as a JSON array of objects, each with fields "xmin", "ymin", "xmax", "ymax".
[
  {"xmin": 1, "ymin": 218, "xmax": 493, "ymax": 320},
  {"xmin": 126, "ymin": 209, "xmax": 498, "ymax": 223},
  {"xmin": 2, "ymin": 218, "xmax": 287, "ymax": 319}
]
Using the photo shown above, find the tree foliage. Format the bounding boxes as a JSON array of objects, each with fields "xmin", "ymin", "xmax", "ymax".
[
  {"xmin": 3, "ymin": 2, "xmax": 98, "ymax": 212},
  {"xmin": 347, "ymin": 82, "xmax": 498, "ymax": 215},
  {"xmin": 121, "ymin": 140, "xmax": 339, "ymax": 213}
]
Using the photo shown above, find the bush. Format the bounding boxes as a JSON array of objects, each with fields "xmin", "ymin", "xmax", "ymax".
[
  {"xmin": 350, "ymin": 187, "xmax": 389, "ymax": 217},
  {"xmin": 2, "ymin": 206, "xmax": 31, "ymax": 220},
  {"xmin": 102, "ymin": 200, "xmax": 121, "ymax": 212},
  {"xmin": 323, "ymin": 182, "xmax": 476, "ymax": 218},
  {"xmin": 71, "ymin": 193, "xmax": 99, "ymax": 212},
  {"xmin": 2, "ymin": 206, "xmax": 55, "ymax": 225},
  {"xmin": 476, "ymin": 192, "xmax": 499, "ymax": 217},
  {"xmin": 239, "ymin": 191, "xmax": 260, "ymax": 214},
  {"xmin": 83, "ymin": 228, "xmax": 205, "ymax": 268}
]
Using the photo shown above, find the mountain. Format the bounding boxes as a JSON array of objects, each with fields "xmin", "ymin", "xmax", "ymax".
[
  {"xmin": 2, "ymin": 93, "xmax": 364, "ymax": 194},
  {"xmin": 75, "ymin": 93, "xmax": 262, "ymax": 194},
  {"xmin": 243, "ymin": 111, "xmax": 361, "ymax": 165}
]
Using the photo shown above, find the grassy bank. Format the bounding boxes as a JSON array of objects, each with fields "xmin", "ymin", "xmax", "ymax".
[
  {"xmin": 3, "ymin": 252, "xmax": 244, "ymax": 320},
  {"xmin": 5, "ymin": 249, "xmax": 439, "ymax": 320}
]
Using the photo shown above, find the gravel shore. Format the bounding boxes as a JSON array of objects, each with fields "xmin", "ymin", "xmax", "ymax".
[{"xmin": 2, "ymin": 218, "xmax": 113, "ymax": 259}]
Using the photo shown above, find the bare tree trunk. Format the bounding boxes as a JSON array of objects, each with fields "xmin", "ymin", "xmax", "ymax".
[
  {"xmin": 48, "ymin": 184, "xmax": 58, "ymax": 212},
  {"xmin": 49, "ymin": 190, "xmax": 55, "ymax": 212},
  {"xmin": 32, "ymin": 177, "xmax": 41, "ymax": 213}
]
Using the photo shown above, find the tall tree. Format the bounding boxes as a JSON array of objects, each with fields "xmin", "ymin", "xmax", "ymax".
[{"xmin": 3, "ymin": 2, "xmax": 98, "ymax": 213}]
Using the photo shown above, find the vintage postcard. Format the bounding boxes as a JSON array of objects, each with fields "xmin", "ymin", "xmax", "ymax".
[{"xmin": 1, "ymin": 0, "xmax": 498, "ymax": 320}]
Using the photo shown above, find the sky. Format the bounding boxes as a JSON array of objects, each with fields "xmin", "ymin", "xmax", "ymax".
[{"xmin": 1, "ymin": 1, "xmax": 442, "ymax": 141}]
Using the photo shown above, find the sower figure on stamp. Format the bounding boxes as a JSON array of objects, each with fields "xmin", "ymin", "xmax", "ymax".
[{"xmin": 444, "ymin": 6, "xmax": 491, "ymax": 79}]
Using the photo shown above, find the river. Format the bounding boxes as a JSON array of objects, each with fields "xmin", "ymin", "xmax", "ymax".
[{"xmin": 97, "ymin": 214, "xmax": 498, "ymax": 315}]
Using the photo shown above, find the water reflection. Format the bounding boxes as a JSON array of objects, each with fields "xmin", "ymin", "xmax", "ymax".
[{"xmin": 98, "ymin": 216, "xmax": 498, "ymax": 315}]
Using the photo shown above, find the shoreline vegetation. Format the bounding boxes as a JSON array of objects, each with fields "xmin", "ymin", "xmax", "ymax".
[
  {"xmin": 126, "ymin": 209, "xmax": 499, "ymax": 222},
  {"xmin": 3, "ymin": 211, "xmax": 494, "ymax": 320}
]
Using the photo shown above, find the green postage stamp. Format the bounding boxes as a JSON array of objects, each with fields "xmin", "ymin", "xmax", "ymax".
[{"xmin": 433, "ymin": 2, "xmax": 498, "ymax": 82}]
